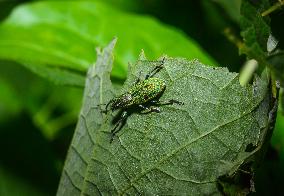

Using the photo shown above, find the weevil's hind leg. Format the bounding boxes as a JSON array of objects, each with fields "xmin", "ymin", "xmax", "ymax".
[
  {"xmin": 110, "ymin": 110, "xmax": 128, "ymax": 143},
  {"xmin": 151, "ymin": 99, "xmax": 184, "ymax": 106},
  {"xmin": 145, "ymin": 57, "xmax": 166, "ymax": 79},
  {"xmin": 138, "ymin": 104, "xmax": 161, "ymax": 113}
]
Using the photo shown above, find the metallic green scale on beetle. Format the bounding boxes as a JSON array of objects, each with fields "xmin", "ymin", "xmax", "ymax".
[
  {"xmin": 129, "ymin": 78, "xmax": 166, "ymax": 104},
  {"xmin": 110, "ymin": 77, "xmax": 166, "ymax": 110}
]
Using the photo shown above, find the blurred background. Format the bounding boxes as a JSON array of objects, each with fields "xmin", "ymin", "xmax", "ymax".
[{"xmin": 0, "ymin": 0, "xmax": 283, "ymax": 195}]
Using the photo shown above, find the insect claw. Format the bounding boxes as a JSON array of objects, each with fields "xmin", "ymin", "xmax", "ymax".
[
  {"xmin": 101, "ymin": 110, "xmax": 108, "ymax": 114},
  {"xmin": 152, "ymin": 107, "xmax": 161, "ymax": 113},
  {"xmin": 177, "ymin": 101, "xmax": 184, "ymax": 105},
  {"xmin": 110, "ymin": 134, "xmax": 115, "ymax": 143},
  {"xmin": 170, "ymin": 99, "xmax": 184, "ymax": 105}
]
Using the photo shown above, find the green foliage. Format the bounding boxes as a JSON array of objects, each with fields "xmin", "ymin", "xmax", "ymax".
[
  {"xmin": 0, "ymin": 78, "xmax": 22, "ymax": 123},
  {"xmin": 57, "ymin": 38, "xmax": 117, "ymax": 196},
  {"xmin": 240, "ymin": 0, "xmax": 271, "ymax": 67},
  {"xmin": 267, "ymin": 51, "xmax": 284, "ymax": 85},
  {"xmin": 0, "ymin": 1, "xmax": 216, "ymax": 85},
  {"xmin": 57, "ymin": 39, "xmax": 271, "ymax": 195},
  {"xmin": 0, "ymin": 0, "xmax": 282, "ymax": 194},
  {"xmin": 272, "ymin": 112, "xmax": 284, "ymax": 162}
]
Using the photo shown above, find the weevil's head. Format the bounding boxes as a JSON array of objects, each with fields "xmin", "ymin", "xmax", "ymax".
[{"xmin": 111, "ymin": 94, "xmax": 133, "ymax": 111}]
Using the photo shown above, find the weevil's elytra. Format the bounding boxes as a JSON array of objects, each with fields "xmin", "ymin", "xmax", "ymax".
[
  {"xmin": 101, "ymin": 58, "xmax": 184, "ymax": 142},
  {"xmin": 111, "ymin": 77, "xmax": 166, "ymax": 110}
]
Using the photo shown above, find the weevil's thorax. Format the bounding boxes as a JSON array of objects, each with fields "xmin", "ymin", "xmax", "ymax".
[
  {"xmin": 111, "ymin": 93, "xmax": 133, "ymax": 111},
  {"xmin": 131, "ymin": 77, "xmax": 166, "ymax": 104}
]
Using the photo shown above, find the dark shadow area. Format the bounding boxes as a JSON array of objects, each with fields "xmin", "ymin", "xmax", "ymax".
[
  {"xmin": 270, "ymin": 8, "xmax": 284, "ymax": 50},
  {"xmin": 217, "ymin": 162, "xmax": 253, "ymax": 195},
  {"xmin": 0, "ymin": 112, "xmax": 66, "ymax": 195},
  {"xmin": 137, "ymin": 0, "xmax": 245, "ymax": 71},
  {"xmin": 251, "ymin": 145, "xmax": 284, "ymax": 195},
  {"xmin": 245, "ymin": 143, "xmax": 258, "ymax": 153}
]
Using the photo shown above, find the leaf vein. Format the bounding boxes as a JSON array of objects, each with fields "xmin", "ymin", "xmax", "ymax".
[{"xmin": 119, "ymin": 97, "xmax": 264, "ymax": 194}]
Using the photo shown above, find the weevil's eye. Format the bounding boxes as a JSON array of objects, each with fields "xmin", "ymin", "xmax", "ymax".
[
  {"xmin": 122, "ymin": 94, "xmax": 132, "ymax": 102},
  {"xmin": 111, "ymin": 94, "xmax": 132, "ymax": 111}
]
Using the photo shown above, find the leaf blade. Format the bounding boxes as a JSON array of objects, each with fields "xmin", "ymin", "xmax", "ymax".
[
  {"xmin": 79, "ymin": 55, "xmax": 270, "ymax": 194},
  {"xmin": 0, "ymin": 1, "xmax": 217, "ymax": 85}
]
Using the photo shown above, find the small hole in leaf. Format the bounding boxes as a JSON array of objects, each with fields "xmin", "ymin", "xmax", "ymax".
[{"xmin": 245, "ymin": 143, "xmax": 257, "ymax": 152}]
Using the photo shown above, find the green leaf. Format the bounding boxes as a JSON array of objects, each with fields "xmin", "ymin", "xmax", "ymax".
[
  {"xmin": 31, "ymin": 86, "xmax": 83, "ymax": 140},
  {"xmin": 57, "ymin": 38, "xmax": 116, "ymax": 195},
  {"xmin": 267, "ymin": 51, "xmax": 284, "ymax": 84},
  {"xmin": 240, "ymin": 0, "xmax": 271, "ymax": 67},
  {"xmin": 0, "ymin": 60, "xmax": 84, "ymax": 139},
  {"xmin": 22, "ymin": 63, "xmax": 85, "ymax": 87},
  {"xmin": 272, "ymin": 112, "xmax": 284, "ymax": 162},
  {"xmin": 58, "ymin": 40, "xmax": 272, "ymax": 195},
  {"xmin": 0, "ymin": 1, "xmax": 216, "ymax": 85},
  {"xmin": 0, "ymin": 77, "xmax": 22, "ymax": 123},
  {"xmin": 95, "ymin": 0, "xmax": 142, "ymax": 12}
]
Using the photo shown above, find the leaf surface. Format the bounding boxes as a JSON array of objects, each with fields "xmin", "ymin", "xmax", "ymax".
[
  {"xmin": 57, "ymin": 38, "xmax": 116, "ymax": 195},
  {"xmin": 58, "ymin": 40, "xmax": 271, "ymax": 195}
]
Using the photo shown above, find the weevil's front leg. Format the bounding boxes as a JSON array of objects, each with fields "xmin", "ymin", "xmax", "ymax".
[
  {"xmin": 151, "ymin": 99, "xmax": 184, "ymax": 106},
  {"xmin": 94, "ymin": 103, "xmax": 109, "ymax": 114},
  {"xmin": 145, "ymin": 57, "xmax": 166, "ymax": 79},
  {"xmin": 100, "ymin": 100, "xmax": 113, "ymax": 114},
  {"xmin": 138, "ymin": 104, "xmax": 161, "ymax": 113},
  {"xmin": 110, "ymin": 110, "xmax": 128, "ymax": 142}
]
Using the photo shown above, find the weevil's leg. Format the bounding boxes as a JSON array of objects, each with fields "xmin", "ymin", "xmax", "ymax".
[
  {"xmin": 92, "ymin": 103, "xmax": 106, "ymax": 110},
  {"xmin": 145, "ymin": 57, "xmax": 166, "ymax": 79},
  {"xmin": 138, "ymin": 104, "xmax": 161, "ymax": 113},
  {"xmin": 151, "ymin": 99, "xmax": 184, "ymax": 106},
  {"xmin": 110, "ymin": 110, "xmax": 128, "ymax": 143},
  {"xmin": 92, "ymin": 103, "xmax": 108, "ymax": 114},
  {"xmin": 101, "ymin": 100, "xmax": 112, "ymax": 114}
]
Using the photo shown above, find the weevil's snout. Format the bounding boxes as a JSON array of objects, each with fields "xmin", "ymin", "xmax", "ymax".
[{"xmin": 111, "ymin": 94, "xmax": 132, "ymax": 111}]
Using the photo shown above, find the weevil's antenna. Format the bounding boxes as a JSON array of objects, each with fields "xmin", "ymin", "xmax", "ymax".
[
  {"xmin": 96, "ymin": 103, "xmax": 107, "ymax": 106},
  {"xmin": 145, "ymin": 57, "xmax": 166, "ymax": 79}
]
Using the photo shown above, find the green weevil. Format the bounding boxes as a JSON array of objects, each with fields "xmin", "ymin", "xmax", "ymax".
[{"xmin": 102, "ymin": 58, "xmax": 184, "ymax": 142}]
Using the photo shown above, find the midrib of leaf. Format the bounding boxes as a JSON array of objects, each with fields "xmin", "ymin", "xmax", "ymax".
[
  {"xmin": 0, "ymin": 0, "xmax": 219, "ymax": 86},
  {"xmin": 0, "ymin": 40, "xmax": 89, "ymax": 70},
  {"xmin": 118, "ymin": 76, "xmax": 267, "ymax": 195},
  {"xmin": 7, "ymin": 22, "xmax": 99, "ymax": 47}
]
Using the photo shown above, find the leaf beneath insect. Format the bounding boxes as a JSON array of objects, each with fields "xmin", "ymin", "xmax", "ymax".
[{"xmin": 58, "ymin": 40, "xmax": 271, "ymax": 195}]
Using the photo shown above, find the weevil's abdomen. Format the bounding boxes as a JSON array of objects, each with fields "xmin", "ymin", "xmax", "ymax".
[{"xmin": 131, "ymin": 77, "xmax": 166, "ymax": 104}]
